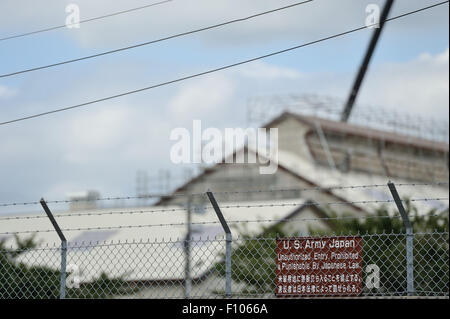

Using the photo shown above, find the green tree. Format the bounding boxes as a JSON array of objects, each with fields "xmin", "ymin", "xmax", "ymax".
[
  {"xmin": 308, "ymin": 201, "xmax": 449, "ymax": 295},
  {"xmin": 214, "ymin": 202, "xmax": 449, "ymax": 296}
]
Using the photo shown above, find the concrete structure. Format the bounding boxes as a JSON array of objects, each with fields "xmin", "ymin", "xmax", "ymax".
[
  {"xmin": 268, "ymin": 112, "xmax": 449, "ymax": 183},
  {"xmin": 156, "ymin": 112, "xmax": 448, "ymax": 214}
]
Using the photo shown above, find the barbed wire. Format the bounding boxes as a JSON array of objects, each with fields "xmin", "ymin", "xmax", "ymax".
[
  {"xmin": 225, "ymin": 212, "xmax": 448, "ymax": 226},
  {"xmin": 0, "ymin": 198, "xmax": 447, "ymax": 235},
  {"xmin": 0, "ymin": 196, "xmax": 448, "ymax": 222},
  {"xmin": 0, "ymin": 194, "xmax": 167, "ymax": 208},
  {"xmin": 396, "ymin": 182, "xmax": 449, "ymax": 188},
  {"xmin": 211, "ymin": 198, "xmax": 449, "ymax": 210},
  {"xmin": 204, "ymin": 182, "xmax": 450, "ymax": 196},
  {"xmin": 1, "ymin": 228, "xmax": 448, "ymax": 250},
  {"xmin": 0, "ymin": 207, "xmax": 189, "ymax": 221},
  {"xmin": 0, "ymin": 181, "xmax": 448, "ymax": 208}
]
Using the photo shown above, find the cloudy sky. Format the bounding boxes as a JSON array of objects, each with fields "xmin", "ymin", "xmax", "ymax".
[{"xmin": 0, "ymin": 0, "xmax": 448, "ymax": 212}]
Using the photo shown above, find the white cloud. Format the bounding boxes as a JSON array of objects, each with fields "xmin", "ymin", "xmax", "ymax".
[
  {"xmin": 168, "ymin": 74, "xmax": 235, "ymax": 120},
  {"xmin": 417, "ymin": 48, "xmax": 449, "ymax": 65},
  {"xmin": 62, "ymin": 105, "xmax": 134, "ymax": 164},
  {"xmin": 248, "ymin": 47, "xmax": 450, "ymax": 122},
  {"xmin": 237, "ymin": 61, "xmax": 301, "ymax": 79},
  {"xmin": 359, "ymin": 47, "xmax": 449, "ymax": 119},
  {"xmin": 1, "ymin": 0, "xmax": 447, "ymax": 48},
  {"xmin": 0, "ymin": 42, "xmax": 448, "ymax": 208},
  {"xmin": 0, "ymin": 85, "xmax": 17, "ymax": 99}
]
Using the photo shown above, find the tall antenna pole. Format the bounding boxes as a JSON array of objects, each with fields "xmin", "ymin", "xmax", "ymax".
[{"xmin": 341, "ymin": 0, "xmax": 394, "ymax": 122}]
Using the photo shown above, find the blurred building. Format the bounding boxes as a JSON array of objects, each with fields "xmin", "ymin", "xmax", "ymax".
[
  {"xmin": 156, "ymin": 110, "xmax": 448, "ymax": 214},
  {"xmin": 2, "ymin": 102, "xmax": 448, "ymax": 298},
  {"xmin": 66, "ymin": 191, "xmax": 101, "ymax": 211}
]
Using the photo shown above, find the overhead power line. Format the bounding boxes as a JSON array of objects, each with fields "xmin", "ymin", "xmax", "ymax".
[
  {"xmin": 0, "ymin": 0, "xmax": 314, "ymax": 78},
  {"xmin": 0, "ymin": 1, "xmax": 447, "ymax": 127},
  {"xmin": 0, "ymin": 0, "xmax": 175, "ymax": 42}
]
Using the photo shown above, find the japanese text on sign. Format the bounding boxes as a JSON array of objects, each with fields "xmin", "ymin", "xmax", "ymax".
[{"xmin": 276, "ymin": 236, "xmax": 363, "ymax": 296}]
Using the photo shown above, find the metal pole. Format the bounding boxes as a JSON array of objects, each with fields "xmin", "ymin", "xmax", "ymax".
[
  {"xmin": 314, "ymin": 120, "xmax": 336, "ymax": 171},
  {"xmin": 40, "ymin": 198, "xmax": 67, "ymax": 299},
  {"xmin": 387, "ymin": 182, "xmax": 415, "ymax": 296},
  {"xmin": 60, "ymin": 240, "xmax": 67, "ymax": 299},
  {"xmin": 206, "ymin": 191, "xmax": 232, "ymax": 298},
  {"xmin": 184, "ymin": 196, "xmax": 192, "ymax": 298},
  {"xmin": 341, "ymin": 0, "xmax": 394, "ymax": 122}
]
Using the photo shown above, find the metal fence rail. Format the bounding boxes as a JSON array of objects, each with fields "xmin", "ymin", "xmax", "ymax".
[{"xmin": 0, "ymin": 232, "xmax": 448, "ymax": 299}]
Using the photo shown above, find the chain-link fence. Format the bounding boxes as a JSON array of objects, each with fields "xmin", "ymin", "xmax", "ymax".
[
  {"xmin": 0, "ymin": 182, "xmax": 448, "ymax": 299},
  {"xmin": 1, "ymin": 231, "xmax": 448, "ymax": 299}
]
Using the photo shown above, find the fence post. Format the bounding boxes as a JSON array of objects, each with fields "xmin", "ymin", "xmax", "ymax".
[
  {"xmin": 184, "ymin": 196, "xmax": 192, "ymax": 298},
  {"xmin": 40, "ymin": 198, "xmax": 67, "ymax": 299},
  {"xmin": 387, "ymin": 181, "xmax": 415, "ymax": 296},
  {"xmin": 206, "ymin": 191, "xmax": 232, "ymax": 298}
]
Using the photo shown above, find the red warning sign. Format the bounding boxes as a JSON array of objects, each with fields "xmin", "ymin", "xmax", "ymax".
[{"xmin": 275, "ymin": 236, "xmax": 363, "ymax": 296}]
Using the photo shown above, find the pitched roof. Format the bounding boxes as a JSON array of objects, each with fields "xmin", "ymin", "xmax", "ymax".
[
  {"xmin": 156, "ymin": 144, "xmax": 448, "ymax": 214},
  {"xmin": 264, "ymin": 112, "xmax": 449, "ymax": 152},
  {"xmin": 3, "ymin": 198, "xmax": 327, "ymax": 283},
  {"xmin": 155, "ymin": 146, "xmax": 365, "ymax": 213}
]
